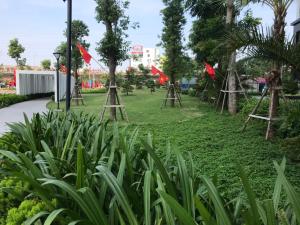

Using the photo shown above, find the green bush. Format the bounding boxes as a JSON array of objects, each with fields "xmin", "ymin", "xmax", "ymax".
[
  {"xmin": 0, "ymin": 94, "xmax": 28, "ymax": 108},
  {"xmin": 283, "ymin": 79, "xmax": 299, "ymax": 95},
  {"xmin": 0, "ymin": 93, "xmax": 54, "ymax": 109},
  {"xmin": 122, "ymin": 80, "xmax": 134, "ymax": 95},
  {"xmin": 5, "ymin": 200, "xmax": 53, "ymax": 225},
  {"xmin": 240, "ymin": 97, "xmax": 270, "ymax": 116},
  {"xmin": 188, "ymin": 87, "xmax": 196, "ymax": 97},
  {"xmin": 281, "ymin": 136, "xmax": 300, "ymax": 162},
  {"xmin": 279, "ymin": 101, "xmax": 300, "ymax": 138},
  {"xmin": 0, "ymin": 112, "xmax": 300, "ymax": 224},
  {"xmin": 81, "ymin": 88, "xmax": 107, "ymax": 94},
  {"xmin": 0, "ymin": 178, "xmax": 28, "ymax": 225}
]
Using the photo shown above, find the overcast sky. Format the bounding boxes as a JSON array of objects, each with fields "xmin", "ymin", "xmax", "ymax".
[{"xmin": 0, "ymin": 0, "xmax": 298, "ymax": 70}]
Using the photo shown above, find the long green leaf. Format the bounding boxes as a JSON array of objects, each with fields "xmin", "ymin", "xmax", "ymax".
[
  {"xmin": 274, "ymin": 161, "xmax": 300, "ymax": 223},
  {"xmin": 201, "ymin": 176, "xmax": 232, "ymax": 225},
  {"xmin": 157, "ymin": 190, "xmax": 198, "ymax": 225},
  {"xmin": 144, "ymin": 170, "xmax": 152, "ymax": 225},
  {"xmin": 96, "ymin": 166, "xmax": 139, "ymax": 225},
  {"xmin": 142, "ymin": 140, "xmax": 177, "ymax": 198},
  {"xmin": 44, "ymin": 208, "xmax": 66, "ymax": 225}
]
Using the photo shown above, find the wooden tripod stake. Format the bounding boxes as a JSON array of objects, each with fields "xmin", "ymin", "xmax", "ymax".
[
  {"xmin": 242, "ymin": 86, "xmax": 287, "ymax": 140},
  {"xmin": 216, "ymin": 69, "xmax": 248, "ymax": 113},
  {"xmin": 71, "ymin": 81, "xmax": 85, "ymax": 106},
  {"xmin": 100, "ymin": 83, "xmax": 129, "ymax": 122},
  {"xmin": 161, "ymin": 84, "xmax": 182, "ymax": 108}
]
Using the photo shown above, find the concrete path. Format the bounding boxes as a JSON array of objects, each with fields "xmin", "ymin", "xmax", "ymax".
[{"xmin": 0, "ymin": 99, "xmax": 49, "ymax": 136}]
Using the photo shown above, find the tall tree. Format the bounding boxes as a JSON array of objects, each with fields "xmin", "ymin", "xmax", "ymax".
[
  {"xmin": 265, "ymin": 0, "xmax": 293, "ymax": 138},
  {"xmin": 161, "ymin": 0, "xmax": 186, "ymax": 107},
  {"xmin": 56, "ymin": 20, "xmax": 90, "ymax": 105},
  {"xmin": 8, "ymin": 38, "xmax": 25, "ymax": 67},
  {"xmin": 227, "ymin": 0, "xmax": 294, "ymax": 138},
  {"xmin": 186, "ymin": 0, "xmax": 226, "ymax": 65},
  {"xmin": 95, "ymin": 0, "xmax": 131, "ymax": 120},
  {"xmin": 41, "ymin": 59, "xmax": 51, "ymax": 70}
]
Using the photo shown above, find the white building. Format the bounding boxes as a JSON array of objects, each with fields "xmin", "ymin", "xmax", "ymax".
[{"xmin": 129, "ymin": 45, "xmax": 160, "ymax": 69}]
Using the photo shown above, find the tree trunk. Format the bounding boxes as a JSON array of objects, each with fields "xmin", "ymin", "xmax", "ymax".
[
  {"xmin": 226, "ymin": 0, "xmax": 237, "ymax": 115},
  {"xmin": 170, "ymin": 74, "xmax": 175, "ymax": 107},
  {"xmin": 109, "ymin": 58, "xmax": 117, "ymax": 121},
  {"xmin": 228, "ymin": 52, "xmax": 237, "ymax": 114},
  {"xmin": 266, "ymin": 6, "xmax": 285, "ymax": 139},
  {"xmin": 74, "ymin": 66, "xmax": 79, "ymax": 106}
]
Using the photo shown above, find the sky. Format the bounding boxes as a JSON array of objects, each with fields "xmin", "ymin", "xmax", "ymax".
[{"xmin": 0, "ymin": 0, "xmax": 298, "ymax": 70}]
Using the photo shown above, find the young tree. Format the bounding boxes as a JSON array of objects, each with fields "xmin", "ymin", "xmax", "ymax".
[
  {"xmin": 56, "ymin": 20, "xmax": 90, "ymax": 105},
  {"xmin": 161, "ymin": 0, "xmax": 186, "ymax": 107},
  {"xmin": 8, "ymin": 38, "xmax": 26, "ymax": 67},
  {"xmin": 41, "ymin": 59, "xmax": 51, "ymax": 70},
  {"xmin": 95, "ymin": 0, "xmax": 131, "ymax": 120}
]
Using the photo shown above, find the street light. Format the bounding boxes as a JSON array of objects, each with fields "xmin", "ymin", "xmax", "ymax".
[
  {"xmin": 53, "ymin": 52, "xmax": 61, "ymax": 110},
  {"xmin": 63, "ymin": 0, "xmax": 72, "ymax": 111}
]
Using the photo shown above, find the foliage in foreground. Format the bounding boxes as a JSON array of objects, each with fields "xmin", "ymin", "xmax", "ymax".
[{"xmin": 0, "ymin": 112, "xmax": 299, "ymax": 224}]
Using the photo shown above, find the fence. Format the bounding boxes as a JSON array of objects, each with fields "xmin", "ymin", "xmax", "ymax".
[{"xmin": 16, "ymin": 70, "xmax": 75, "ymax": 102}]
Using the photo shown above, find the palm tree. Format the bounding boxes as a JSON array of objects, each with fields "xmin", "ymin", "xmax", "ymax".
[{"xmin": 228, "ymin": 0, "xmax": 296, "ymax": 138}]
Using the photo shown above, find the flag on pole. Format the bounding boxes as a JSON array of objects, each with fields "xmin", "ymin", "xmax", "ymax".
[
  {"xmin": 60, "ymin": 64, "xmax": 67, "ymax": 73},
  {"xmin": 13, "ymin": 67, "xmax": 16, "ymax": 86},
  {"xmin": 76, "ymin": 43, "xmax": 92, "ymax": 64},
  {"xmin": 151, "ymin": 66, "xmax": 161, "ymax": 76},
  {"xmin": 204, "ymin": 63, "xmax": 216, "ymax": 80},
  {"xmin": 151, "ymin": 66, "xmax": 169, "ymax": 84}
]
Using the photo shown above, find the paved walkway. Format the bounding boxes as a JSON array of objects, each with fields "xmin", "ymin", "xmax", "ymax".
[{"xmin": 0, "ymin": 99, "xmax": 49, "ymax": 136}]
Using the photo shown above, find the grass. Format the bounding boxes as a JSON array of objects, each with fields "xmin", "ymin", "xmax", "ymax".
[{"xmin": 47, "ymin": 88, "xmax": 300, "ymax": 198}]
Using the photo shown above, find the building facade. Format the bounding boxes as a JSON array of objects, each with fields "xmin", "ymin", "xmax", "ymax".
[
  {"xmin": 291, "ymin": 0, "xmax": 300, "ymax": 43},
  {"xmin": 129, "ymin": 45, "xmax": 160, "ymax": 69}
]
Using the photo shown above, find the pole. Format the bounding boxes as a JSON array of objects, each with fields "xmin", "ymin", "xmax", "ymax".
[
  {"xmin": 56, "ymin": 59, "xmax": 60, "ymax": 110},
  {"xmin": 66, "ymin": 0, "xmax": 72, "ymax": 111}
]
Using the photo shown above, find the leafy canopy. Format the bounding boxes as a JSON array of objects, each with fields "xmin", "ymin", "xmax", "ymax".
[
  {"xmin": 161, "ymin": 0, "xmax": 186, "ymax": 80},
  {"xmin": 95, "ymin": 0, "xmax": 131, "ymax": 66},
  {"xmin": 56, "ymin": 20, "xmax": 90, "ymax": 72},
  {"xmin": 41, "ymin": 59, "xmax": 51, "ymax": 70},
  {"xmin": 8, "ymin": 38, "xmax": 25, "ymax": 66}
]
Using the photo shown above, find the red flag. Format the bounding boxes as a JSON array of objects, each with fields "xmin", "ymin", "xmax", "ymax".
[
  {"xmin": 151, "ymin": 66, "xmax": 169, "ymax": 84},
  {"xmin": 151, "ymin": 66, "xmax": 161, "ymax": 76},
  {"xmin": 13, "ymin": 67, "xmax": 16, "ymax": 86},
  {"xmin": 76, "ymin": 43, "xmax": 92, "ymax": 64},
  {"xmin": 204, "ymin": 63, "xmax": 216, "ymax": 80},
  {"xmin": 60, "ymin": 64, "xmax": 67, "ymax": 73}
]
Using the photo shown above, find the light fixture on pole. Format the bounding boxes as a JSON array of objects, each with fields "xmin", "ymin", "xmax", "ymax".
[
  {"xmin": 62, "ymin": 0, "xmax": 72, "ymax": 111},
  {"xmin": 53, "ymin": 52, "xmax": 61, "ymax": 110}
]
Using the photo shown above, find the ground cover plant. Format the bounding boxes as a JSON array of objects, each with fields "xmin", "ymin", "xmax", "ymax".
[
  {"xmin": 0, "ymin": 112, "xmax": 299, "ymax": 224},
  {"xmin": 48, "ymin": 89, "xmax": 300, "ymax": 197}
]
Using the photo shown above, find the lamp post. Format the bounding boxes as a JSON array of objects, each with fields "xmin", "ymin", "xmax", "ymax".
[
  {"xmin": 53, "ymin": 52, "xmax": 61, "ymax": 110},
  {"xmin": 63, "ymin": 0, "xmax": 72, "ymax": 111}
]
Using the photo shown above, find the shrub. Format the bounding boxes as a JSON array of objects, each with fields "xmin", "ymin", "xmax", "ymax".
[
  {"xmin": 0, "ymin": 92, "xmax": 53, "ymax": 109},
  {"xmin": 283, "ymin": 79, "xmax": 299, "ymax": 95},
  {"xmin": 122, "ymin": 80, "xmax": 134, "ymax": 95},
  {"xmin": 281, "ymin": 136, "xmax": 300, "ymax": 162},
  {"xmin": 0, "ymin": 112, "xmax": 299, "ymax": 224},
  {"xmin": 0, "ymin": 94, "xmax": 28, "ymax": 108},
  {"xmin": 82, "ymin": 88, "xmax": 107, "ymax": 94},
  {"xmin": 279, "ymin": 101, "xmax": 300, "ymax": 138},
  {"xmin": 0, "ymin": 178, "xmax": 28, "ymax": 225},
  {"xmin": 5, "ymin": 200, "xmax": 54, "ymax": 225},
  {"xmin": 240, "ymin": 97, "xmax": 270, "ymax": 116},
  {"xmin": 188, "ymin": 87, "xmax": 196, "ymax": 97}
]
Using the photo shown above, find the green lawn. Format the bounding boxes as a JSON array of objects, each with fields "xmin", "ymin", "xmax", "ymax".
[{"xmin": 48, "ymin": 88, "xmax": 300, "ymax": 197}]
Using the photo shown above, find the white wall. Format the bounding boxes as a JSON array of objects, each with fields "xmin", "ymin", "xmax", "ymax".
[{"xmin": 16, "ymin": 70, "xmax": 75, "ymax": 102}]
